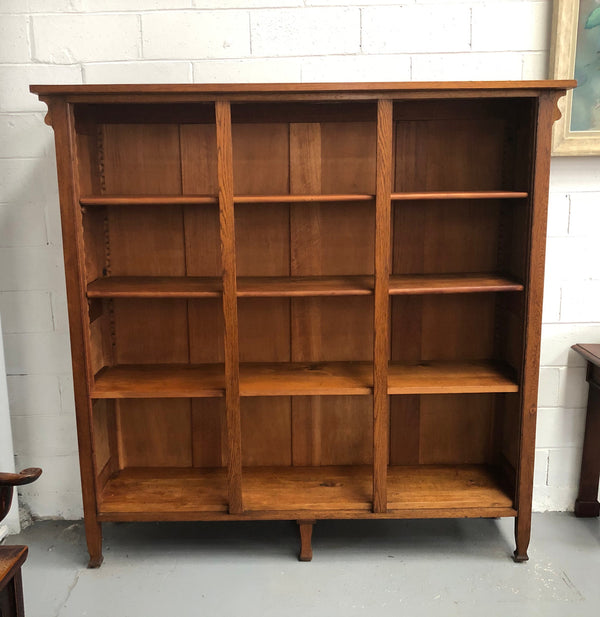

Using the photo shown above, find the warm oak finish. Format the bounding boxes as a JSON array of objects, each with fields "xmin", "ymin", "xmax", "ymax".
[
  {"xmin": 90, "ymin": 360, "xmax": 518, "ymax": 399},
  {"xmin": 97, "ymin": 465, "xmax": 514, "ymax": 520},
  {"xmin": 0, "ymin": 470, "xmax": 41, "ymax": 617},
  {"xmin": 571, "ymin": 344, "xmax": 600, "ymax": 517},
  {"xmin": 87, "ymin": 273, "xmax": 524, "ymax": 299},
  {"xmin": 31, "ymin": 81, "xmax": 572, "ymax": 565},
  {"xmin": 0, "ymin": 546, "xmax": 27, "ymax": 617},
  {"xmin": 297, "ymin": 520, "xmax": 315, "ymax": 561}
]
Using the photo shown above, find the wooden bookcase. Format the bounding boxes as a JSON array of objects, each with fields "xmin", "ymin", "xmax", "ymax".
[{"xmin": 31, "ymin": 81, "xmax": 573, "ymax": 566}]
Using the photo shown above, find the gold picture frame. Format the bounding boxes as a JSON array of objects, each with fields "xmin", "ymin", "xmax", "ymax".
[{"xmin": 550, "ymin": 0, "xmax": 600, "ymax": 155}]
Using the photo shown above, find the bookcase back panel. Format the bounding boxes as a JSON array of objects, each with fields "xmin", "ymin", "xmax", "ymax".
[
  {"xmin": 421, "ymin": 295, "xmax": 495, "ymax": 361},
  {"xmin": 109, "ymin": 297, "xmax": 224, "ymax": 366},
  {"xmin": 320, "ymin": 122, "xmax": 376, "ymax": 194},
  {"xmin": 389, "ymin": 394, "xmax": 495, "ymax": 465},
  {"xmin": 238, "ymin": 395, "xmax": 373, "ymax": 467},
  {"xmin": 391, "ymin": 295, "xmax": 496, "ymax": 362},
  {"xmin": 291, "ymin": 297, "xmax": 374, "ymax": 362},
  {"xmin": 235, "ymin": 202, "xmax": 375, "ymax": 278},
  {"xmin": 180, "ymin": 124, "xmax": 218, "ymax": 195},
  {"xmin": 101, "ymin": 124, "xmax": 182, "ymax": 195},
  {"xmin": 112, "ymin": 298, "xmax": 190, "ymax": 364},
  {"xmin": 117, "ymin": 399, "xmax": 192, "ymax": 468},
  {"xmin": 183, "ymin": 207, "xmax": 222, "ymax": 277},
  {"xmin": 290, "ymin": 396, "xmax": 373, "ymax": 466},
  {"xmin": 231, "ymin": 106, "xmax": 376, "ymax": 196},
  {"xmin": 242, "ymin": 397, "xmax": 292, "ymax": 466},
  {"xmin": 233, "ymin": 123, "xmax": 290, "ymax": 195},
  {"xmin": 394, "ymin": 119, "xmax": 505, "ymax": 192},
  {"xmin": 392, "ymin": 200, "xmax": 501, "ymax": 275},
  {"xmin": 237, "ymin": 297, "xmax": 374, "ymax": 363},
  {"xmin": 188, "ymin": 298, "xmax": 225, "ymax": 364},
  {"xmin": 316, "ymin": 396, "xmax": 373, "ymax": 466},
  {"xmin": 418, "ymin": 394, "xmax": 495, "ymax": 464},
  {"xmin": 296, "ymin": 202, "xmax": 375, "ymax": 276},
  {"xmin": 192, "ymin": 398, "xmax": 226, "ymax": 468},
  {"xmin": 108, "ymin": 206, "xmax": 186, "ymax": 276},
  {"xmin": 238, "ymin": 298, "xmax": 290, "ymax": 363},
  {"xmin": 235, "ymin": 204, "xmax": 290, "ymax": 277}
]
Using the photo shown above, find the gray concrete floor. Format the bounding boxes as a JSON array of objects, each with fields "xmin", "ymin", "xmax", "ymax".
[{"xmin": 4, "ymin": 513, "xmax": 599, "ymax": 616}]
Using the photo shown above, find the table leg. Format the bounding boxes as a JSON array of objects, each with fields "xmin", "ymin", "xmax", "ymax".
[{"xmin": 575, "ymin": 366, "xmax": 600, "ymax": 517}]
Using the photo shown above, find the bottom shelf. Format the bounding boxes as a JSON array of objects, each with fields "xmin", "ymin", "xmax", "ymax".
[{"xmin": 98, "ymin": 465, "xmax": 515, "ymax": 521}]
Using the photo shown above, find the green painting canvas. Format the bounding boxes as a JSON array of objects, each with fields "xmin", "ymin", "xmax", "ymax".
[{"xmin": 571, "ymin": 0, "xmax": 600, "ymax": 131}]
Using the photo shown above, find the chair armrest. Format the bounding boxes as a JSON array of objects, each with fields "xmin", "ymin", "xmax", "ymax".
[{"xmin": 0, "ymin": 468, "xmax": 42, "ymax": 487}]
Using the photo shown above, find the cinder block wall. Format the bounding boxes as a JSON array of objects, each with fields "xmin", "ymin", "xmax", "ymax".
[{"xmin": 0, "ymin": 0, "xmax": 597, "ymax": 519}]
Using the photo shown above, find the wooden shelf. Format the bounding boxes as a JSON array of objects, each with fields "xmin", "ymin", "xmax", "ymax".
[
  {"xmin": 386, "ymin": 465, "xmax": 513, "ymax": 511},
  {"xmin": 235, "ymin": 194, "xmax": 374, "ymax": 204},
  {"xmin": 239, "ymin": 362, "xmax": 372, "ymax": 396},
  {"xmin": 389, "ymin": 273, "xmax": 523, "ymax": 295},
  {"xmin": 244, "ymin": 466, "xmax": 372, "ymax": 512},
  {"xmin": 80, "ymin": 191, "xmax": 526, "ymax": 208},
  {"xmin": 99, "ymin": 467, "xmax": 228, "ymax": 516},
  {"xmin": 391, "ymin": 191, "xmax": 528, "ymax": 200},
  {"xmin": 91, "ymin": 360, "xmax": 517, "ymax": 399},
  {"xmin": 388, "ymin": 361, "xmax": 518, "ymax": 394},
  {"xmin": 87, "ymin": 274, "xmax": 522, "ymax": 299},
  {"xmin": 91, "ymin": 364, "xmax": 225, "ymax": 398},
  {"xmin": 87, "ymin": 276, "xmax": 222, "ymax": 298},
  {"xmin": 97, "ymin": 465, "xmax": 514, "ymax": 520},
  {"xmin": 90, "ymin": 362, "xmax": 370, "ymax": 398},
  {"xmin": 237, "ymin": 276, "xmax": 373, "ymax": 297},
  {"xmin": 80, "ymin": 195, "xmax": 218, "ymax": 206}
]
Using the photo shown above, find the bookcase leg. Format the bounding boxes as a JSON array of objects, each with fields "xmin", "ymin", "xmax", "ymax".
[
  {"xmin": 85, "ymin": 519, "xmax": 104, "ymax": 568},
  {"xmin": 297, "ymin": 520, "xmax": 315, "ymax": 562},
  {"xmin": 512, "ymin": 515, "xmax": 530, "ymax": 563}
]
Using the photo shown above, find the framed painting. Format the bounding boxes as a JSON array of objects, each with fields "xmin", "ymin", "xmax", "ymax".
[{"xmin": 550, "ymin": 0, "xmax": 600, "ymax": 155}]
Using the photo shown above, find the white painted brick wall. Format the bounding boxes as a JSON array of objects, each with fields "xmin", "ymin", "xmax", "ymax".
[
  {"xmin": 32, "ymin": 14, "xmax": 141, "ymax": 63},
  {"xmin": 362, "ymin": 5, "xmax": 471, "ymax": 54},
  {"xmin": 142, "ymin": 11, "xmax": 250, "ymax": 59},
  {"xmin": 0, "ymin": 65, "xmax": 82, "ymax": 112},
  {"xmin": 0, "ymin": 15, "xmax": 30, "ymax": 63},
  {"xmin": 6, "ymin": 374, "xmax": 63, "ymax": 415},
  {"xmin": 471, "ymin": 2, "xmax": 551, "ymax": 52},
  {"xmin": 412, "ymin": 52, "xmax": 523, "ymax": 82},
  {"xmin": 251, "ymin": 8, "xmax": 360, "ymax": 56},
  {"xmin": 0, "ymin": 1, "xmax": 596, "ymax": 520},
  {"xmin": 193, "ymin": 57, "xmax": 302, "ymax": 82},
  {"xmin": 83, "ymin": 61, "xmax": 193, "ymax": 84},
  {"xmin": 301, "ymin": 54, "xmax": 411, "ymax": 82}
]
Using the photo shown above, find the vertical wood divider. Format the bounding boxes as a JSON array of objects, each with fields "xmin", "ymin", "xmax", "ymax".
[
  {"xmin": 215, "ymin": 100, "xmax": 243, "ymax": 514},
  {"xmin": 373, "ymin": 99, "xmax": 393, "ymax": 513}
]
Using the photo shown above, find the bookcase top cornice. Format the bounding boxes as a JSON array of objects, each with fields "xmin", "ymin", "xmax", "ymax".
[{"xmin": 30, "ymin": 80, "xmax": 575, "ymax": 101}]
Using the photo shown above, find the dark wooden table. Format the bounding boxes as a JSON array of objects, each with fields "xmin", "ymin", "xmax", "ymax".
[
  {"xmin": 572, "ymin": 344, "xmax": 600, "ymax": 517},
  {"xmin": 0, "ymin": 546, "xmax": 27, "ymax": 617}
]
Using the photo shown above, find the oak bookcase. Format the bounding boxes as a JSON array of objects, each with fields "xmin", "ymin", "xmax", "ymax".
[{"xmin": 31, "ymin": 81, "xmax": 573, "ymax": 566}]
